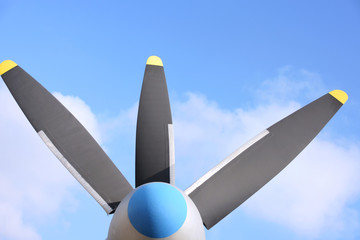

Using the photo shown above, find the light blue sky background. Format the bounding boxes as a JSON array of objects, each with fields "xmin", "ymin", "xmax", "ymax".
[{"xmin": 1, "ymin": 1, "xmax": 360, "ymax": 240}]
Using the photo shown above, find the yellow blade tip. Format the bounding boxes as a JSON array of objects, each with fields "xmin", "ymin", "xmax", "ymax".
[
  {"xmin": 329, "ymin": 90, "xmax": 348, "ymax": 104},
  {"xmin": 0, "ymin": 60, "xmax": 17, "ymax": 75},
  {"xmin": 146, "ymin": 56, "xmax": 163, "ymax": 66}
]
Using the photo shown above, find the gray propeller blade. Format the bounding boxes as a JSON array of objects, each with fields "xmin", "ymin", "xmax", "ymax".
[
  {"xmin": 0, "ymin": 60, "xmax": 133, "ymax": 214},
  {"xmin": 185, "ymin": 90, "xmax": 348, "ymax": 229},
  {"xmin": 136, "ymin": 56, "xmax": 175, "ymax": 187}
]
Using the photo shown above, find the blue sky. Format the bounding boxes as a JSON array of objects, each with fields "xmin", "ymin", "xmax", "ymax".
[{"xmin": 1, "ymin": 1, "xmax": 360, "ymax": 239}]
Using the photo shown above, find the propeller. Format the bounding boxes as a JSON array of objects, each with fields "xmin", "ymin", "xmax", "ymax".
[
  {"xmin": 136, "ymin": 56, "xmax": 174, "ymax": 187},
  {"xmin": 0, "ymin": 57, "xmax": 348, "ymax": 239}
]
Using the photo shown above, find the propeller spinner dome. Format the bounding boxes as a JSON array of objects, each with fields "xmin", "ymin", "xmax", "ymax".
[{"xmin": 108, "ymin": 182, "xmax": 205, "ymax": 240}]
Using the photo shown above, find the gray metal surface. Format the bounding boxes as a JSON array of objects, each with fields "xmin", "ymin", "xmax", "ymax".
[
  {"xmin": 1, "ymin": 66, "xmax": 133, "ymax": 214},
  {"xmin": 186, "ymin": 93, "xmax": 343, "ymax": 229},
  {"xmin": 136, "ymin": 64, "xmax": 173, "ymax": 187}
]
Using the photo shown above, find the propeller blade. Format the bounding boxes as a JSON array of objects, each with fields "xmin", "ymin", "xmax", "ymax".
[
  {"xmin": 185, "ymin": 90, "xmax": 348, "ymax": 229},
  {"xmin": 0, "ymin": 60, "xmax": 133, "ymax": 214},
  {"xmin": 136, "ymin": 56, "xmax": 175, "ymax": 187}
]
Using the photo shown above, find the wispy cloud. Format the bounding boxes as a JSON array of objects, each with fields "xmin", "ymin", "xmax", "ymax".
[
  {"xmin": 256, "ymin": 66, "xmax": 326, "ymax": 104},
  {"xmin": 243, "ymin": 139, "xmax": 360, "ymax": 236}
]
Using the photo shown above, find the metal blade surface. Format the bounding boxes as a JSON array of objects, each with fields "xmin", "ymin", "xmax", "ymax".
[
  {"xmin": 185, "ymin": 91, "xmax": 347, "ymax": 229},
  {"xmin": 136, "ymin": 56, "xmax": 174, "ymax": 187},
  {"xmin": 1, "ymin": 61, "xmax": 133, "ymax": 214}
]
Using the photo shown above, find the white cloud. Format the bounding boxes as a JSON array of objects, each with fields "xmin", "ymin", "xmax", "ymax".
[
  {"xmin": 243, "ymin": 140, "xmax": 360, "ymax": 236},
  {"xmin": 0, "ymin": 176, "xmax": 41, "ymax": 240},
  {"xmin": 172, "ymin": 69, "xmax": 360, "ymax": 237},
  {"xmin": 173, "ymin": 92, "xmax": 301, "ymax": 189},
  {"xmin": 257, "ymin": 66, "xmax": 326, "ymax": 104},
  {"xmin": 0, "ymin": 84, "xmax": 102, "ymax": 239}
]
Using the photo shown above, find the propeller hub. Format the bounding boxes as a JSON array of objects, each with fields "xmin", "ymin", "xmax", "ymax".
[
  {"xmin": 128, "ymin": 182, "xmax": 187, "ymax": 238},
  {"xmin": 108, "ymin": 182, "xmax": 205, "ymax": 240}
]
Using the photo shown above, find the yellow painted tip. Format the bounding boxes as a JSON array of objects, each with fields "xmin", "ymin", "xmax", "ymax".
[
  {"xmin": 146, "ymin": 56, "xmax": 163, "ymax": 66},
  {"xmin": 329, "ymin": 90, "xmax": 348, "ymax": 104},
  {"xmin": 0, "ymin": 60, "xmax": 17, "ymax": 75}
]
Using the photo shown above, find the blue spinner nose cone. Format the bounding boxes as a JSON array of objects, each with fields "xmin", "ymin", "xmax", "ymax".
[{"xmin": 128, "ymin": 182, "xmax": 187, "ymax": 238}]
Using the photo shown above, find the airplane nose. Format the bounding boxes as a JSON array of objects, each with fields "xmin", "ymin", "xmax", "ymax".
[{"xmin": 128, "ymin": 182, "xmax": 188, "ymax": 238}]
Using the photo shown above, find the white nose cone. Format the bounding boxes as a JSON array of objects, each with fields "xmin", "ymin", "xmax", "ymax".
[{"xmin": 108, "ymin": 182, "xmax": 205, "ymax": 240}]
